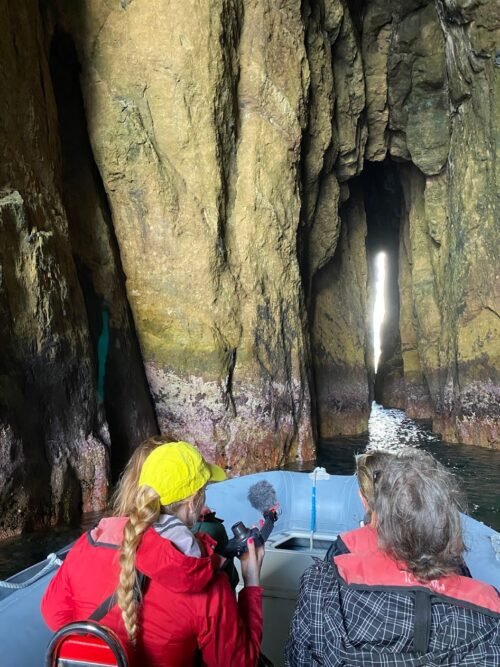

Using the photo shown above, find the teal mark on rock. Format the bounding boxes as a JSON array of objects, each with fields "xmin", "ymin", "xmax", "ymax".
[{"xmin": 97, "ymin": 305, "xmax": 110, "ymax": 404}]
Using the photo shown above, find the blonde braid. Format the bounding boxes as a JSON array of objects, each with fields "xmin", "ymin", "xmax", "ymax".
[{"xmin": 117, "ymin": 486, "xmax": 160, "ymax": 644}]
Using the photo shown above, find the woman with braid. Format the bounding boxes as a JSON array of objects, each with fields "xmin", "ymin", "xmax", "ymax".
[
  {"xmin": 112, "ymin": 435, "xmax": 234, "ymax": 559},
  {"xmin": 41, "ymin": 440, "xmax": 265, "ymax": 666}
]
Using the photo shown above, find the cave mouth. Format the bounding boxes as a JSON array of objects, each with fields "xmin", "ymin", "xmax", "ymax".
[{"xmin": 361, "ymin": 158, "xmax": 405, "ymax": 408}]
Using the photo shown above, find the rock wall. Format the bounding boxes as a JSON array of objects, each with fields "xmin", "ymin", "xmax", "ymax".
[
  {"xmin": 0, "ymin": 0, "xmax": 158, "ymax": 536},
  {"xmin": 40, "ymin": 0, "xmax": 500, "ymax": 457},
  {"xmin": 48, "ymin": 25, "xmax": 158, "ymax": 477},
  {"xmin": 0, "ymin": 1, "xmax": 108, "ymax": 535},
  {"xmin": 0, "ymin": 0, "xmax": 498, "ymax": 532},
  {"xmin": 49, "ymin": 0, "xmax": 315, "ymax": 471},
  {"xmin": 368, "ymin": 0, "xmax": 499, "ymax": 447},
  {"xmin": 311, "ymin": 181, "xmax": 370, "ymax": 437},
  {"xmin": 301, "ymin": 0, "xmax": 371, "ymax": 440}
]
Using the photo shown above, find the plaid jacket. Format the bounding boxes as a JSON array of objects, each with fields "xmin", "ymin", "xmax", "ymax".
[{"xmin": 285, "ymin": 558, "xmax": 500, "ymax": 666}]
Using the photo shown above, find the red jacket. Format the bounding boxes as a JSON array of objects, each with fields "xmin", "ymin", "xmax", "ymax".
[
  {"xmin": 329, "ymin": 524, "xmax": 472, "ymax": 578},
  {"xmin": 324, "ymin": 524, "xmax": 378, "ymax": 563},
  {"xmin": 41, "ymin": 517, "xmax": 263, "ymax": 667}
]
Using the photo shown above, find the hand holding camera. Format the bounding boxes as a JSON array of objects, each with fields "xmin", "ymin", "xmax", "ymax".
[
  {"xmin": 240, "ymin": 537, "xmax": 265, "ymax": 587},
  {"xmin": 222, "ymin": 509, "xmax": 278, "ymax": 558},
  {"xmin": 221, "ymin": 481, "xmax": 279, "ymax": 587}
]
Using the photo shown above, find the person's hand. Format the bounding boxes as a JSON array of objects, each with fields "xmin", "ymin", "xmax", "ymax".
[{"xmin": 240, "ymin": 537, "xmax": 265, "ymax": 587}]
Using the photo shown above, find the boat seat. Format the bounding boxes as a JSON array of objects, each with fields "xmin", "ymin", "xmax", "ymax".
[{"xmin": 45, "ymin": 621, "xmax": 128, "ymax": 667}]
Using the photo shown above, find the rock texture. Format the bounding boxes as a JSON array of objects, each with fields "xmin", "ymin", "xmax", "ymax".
[
  {"xmin": 0, "ymin": 1, "xmax": 158, "ymax": 536},
  {"xmin": 301, "ymin": 0, "xmax": 371, "ymax": 440},
  {"xmin": 371, "ymin": 0, "xmax": 499, "ymax": 447},
  {"xmin": 312, "ymin": 182, "xmax": 370, "ymax": 437},
  {"xmin": 0, "ymin": 1, "xmax": 109, "ymax": 535},
  {"xmin": 50, "ymin": 0, "xmax": 315, "ymax": 471},
  {"xmin": 1, "ymin": 0, "xmax": 499, "ymax": 533},
  {"xmin": 48, "ymin": 26, "xmax": 158, "ymax": 477},
  {"xmin": 47, "ymin": 0, "xmax": 500, "ymax": 454}
]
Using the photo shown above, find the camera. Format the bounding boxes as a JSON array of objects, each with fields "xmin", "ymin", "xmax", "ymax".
[{"xmin": 222, "ymin": 509, "xmax": 278, "ymax": 558}]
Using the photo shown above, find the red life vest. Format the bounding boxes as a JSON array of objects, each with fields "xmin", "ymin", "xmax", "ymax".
[
  {"xmin": 335, "ymin": 550, "xmax": 500, "ymax": 614},
  {"xmin": 340, "ymin": 525, "xmax": 378, "ymax": 553}
]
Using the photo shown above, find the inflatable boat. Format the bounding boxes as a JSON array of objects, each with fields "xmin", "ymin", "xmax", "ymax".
[{"xmin": 1, "ymin": 470, "xmax": 499, "ymax": 667}]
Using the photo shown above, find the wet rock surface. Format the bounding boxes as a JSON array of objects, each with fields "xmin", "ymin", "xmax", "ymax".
[
  {"xmin": 0, "ymin": 1, "xmax": 157, "ymax": 537},
  {"xmin": 49, "ymin": 0, "xmax": 316, "ymax": 471},
  {"xmin": 0, "ymin": 0, "xmax": 498, "ymax": 532},
  {"xmin": 0, "ymin": 5, "xmax": 108, "ymax": 536},
  {"xmin": 367, "ymin": 1, "xmax": 499, "ymax": 448}
]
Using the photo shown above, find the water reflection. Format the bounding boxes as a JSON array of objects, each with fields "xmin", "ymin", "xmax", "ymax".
[
  {"xmin": 314, "ymin": 403, "xmax": 500, "ymax": 532},
  {"xmin": 0, "ymin": 404, "xmax": 498, "ymax": 579},
  {"xmin": 366, "ymin": 403, "xmax": 441, "ymax": 449}
]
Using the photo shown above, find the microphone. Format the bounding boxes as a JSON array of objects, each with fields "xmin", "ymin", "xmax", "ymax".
[
  {"xmin": 248, "ymin": 480, "xmax": 278, "ymax": 513},
  {"xmin": 222, "ymin": 480, "xmax": 279, "ymax": 558}
]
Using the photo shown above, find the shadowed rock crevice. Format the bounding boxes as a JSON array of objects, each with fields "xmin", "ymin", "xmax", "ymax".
[
  {"xmin": 0, "ymin": 1, "xmax": 110, "ymax": 538},
  {"xmin": 48, "ymin": 27, "xmax": 158, "ymax": 480},
  {"xmin": 311, "ymin": 179, "xmax": 370, "ymax": 438},
  {"xmin": 0, "ymin": 0, "xmax": 498, "ymax": 534},
  {"xmin": 363, "ymin": 160, "xmax": 404, "ymax": 408},
  {"xmin": 307, "ymin": 0, "xmax": 498, "ymax": 447}
]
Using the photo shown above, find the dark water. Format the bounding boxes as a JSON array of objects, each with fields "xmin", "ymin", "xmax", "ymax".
[
  {"xmin": 313, "ymin": 403, "xmax": 500, "ymax": 532},
  {"xmin": 0, "ymin": 516, "xmax": 98, "ymax": 581},
  {"xmin": 0, "ymin": 403, "xmax": 498, "ymax": 580}
]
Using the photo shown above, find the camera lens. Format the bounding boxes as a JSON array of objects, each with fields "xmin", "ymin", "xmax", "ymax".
[{"xmin": 231, "ymin": 522, "xmax": 249, "ymax": 540}]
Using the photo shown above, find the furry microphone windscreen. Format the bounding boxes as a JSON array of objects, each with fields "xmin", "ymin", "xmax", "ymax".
[{"xmin": 247, "ymin": 480, "xmax": 277, "ymax": 513}]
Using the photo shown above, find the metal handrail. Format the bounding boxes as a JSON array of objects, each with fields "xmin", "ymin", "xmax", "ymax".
[{"xmin": 45, "ymin": 621, "xmax": 129, "ymax": 667}]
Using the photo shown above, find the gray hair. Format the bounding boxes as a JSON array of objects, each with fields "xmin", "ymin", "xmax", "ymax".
[{"xmin": 373, "ymin": 450, "xmax": 467, "ymax": 581}]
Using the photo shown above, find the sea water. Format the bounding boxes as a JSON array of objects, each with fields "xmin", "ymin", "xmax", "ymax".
[{"xmin": 0, "ymin": 403, "xmax": 498, "ymax": 579}]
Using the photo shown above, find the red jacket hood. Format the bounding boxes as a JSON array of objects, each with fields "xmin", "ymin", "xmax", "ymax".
[{"xmin": 90, "ymin": 516, "xmax": 220, "ymax": 594}]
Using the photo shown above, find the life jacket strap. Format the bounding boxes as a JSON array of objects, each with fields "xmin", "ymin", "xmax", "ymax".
[
  {"xmin": 89, "ymin": 571, "xmax": 147, "ymax": 622},
  {"xmin": 413, "ymin": 590, "xmax": 432, "ymax": 653}
]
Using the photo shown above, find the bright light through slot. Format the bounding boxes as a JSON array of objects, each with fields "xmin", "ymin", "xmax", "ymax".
[{"xmin": 373, "ymin": 251, "xmax": 386, "ymax": 374}]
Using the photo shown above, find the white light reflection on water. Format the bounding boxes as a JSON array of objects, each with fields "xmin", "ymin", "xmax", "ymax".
[
  {"xmin": 366, "ymin": 402, "xmax": 440, "ymax": 451},
  {"xmin": 315, "ymin": 403, "xmax": 500, "ymax": 531}
]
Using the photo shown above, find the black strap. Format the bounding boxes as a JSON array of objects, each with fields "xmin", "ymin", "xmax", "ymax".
[
  {"xmin": 89, "ymin": 592, "xmax": 117, "ymax": 622},
  {"xmin": 324, "ymin": 536, "xmax": 349, "ymax": 563},
  {"xmin": 413, "ymin": 590, "xmax": 432, "ymax": 653},
  {"xmin": 89, "ymin": 570, "xmax": 148, "ymax": 622}
]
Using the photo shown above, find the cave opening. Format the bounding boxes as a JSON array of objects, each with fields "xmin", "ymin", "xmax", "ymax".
[
  {"xmin": 361, "ymin": 158, "xmax": 405, "ymax": 409},
  {"xmin": 372, "ymin": 250, "xmax": 386, "ymax": 374}
]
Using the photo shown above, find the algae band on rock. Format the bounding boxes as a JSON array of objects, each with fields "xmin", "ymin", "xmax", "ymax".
[{"xmin": 0, "ymin": 0, "xmax": 498, "ymax": 538}]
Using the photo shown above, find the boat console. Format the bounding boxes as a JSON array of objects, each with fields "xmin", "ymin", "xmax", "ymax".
[{"xmin": 242, "ymin": 529, "xmax": 337, "ymax": 664}]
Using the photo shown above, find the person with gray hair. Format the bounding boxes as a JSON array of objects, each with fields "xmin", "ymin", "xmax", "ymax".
[
  {"xmin": 374, "ymin": 450, "xmax": 468, "ymax": 581},
  {"xmin": 286, "ymin": 449, "xmax": 500, "ymax": 666}
]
